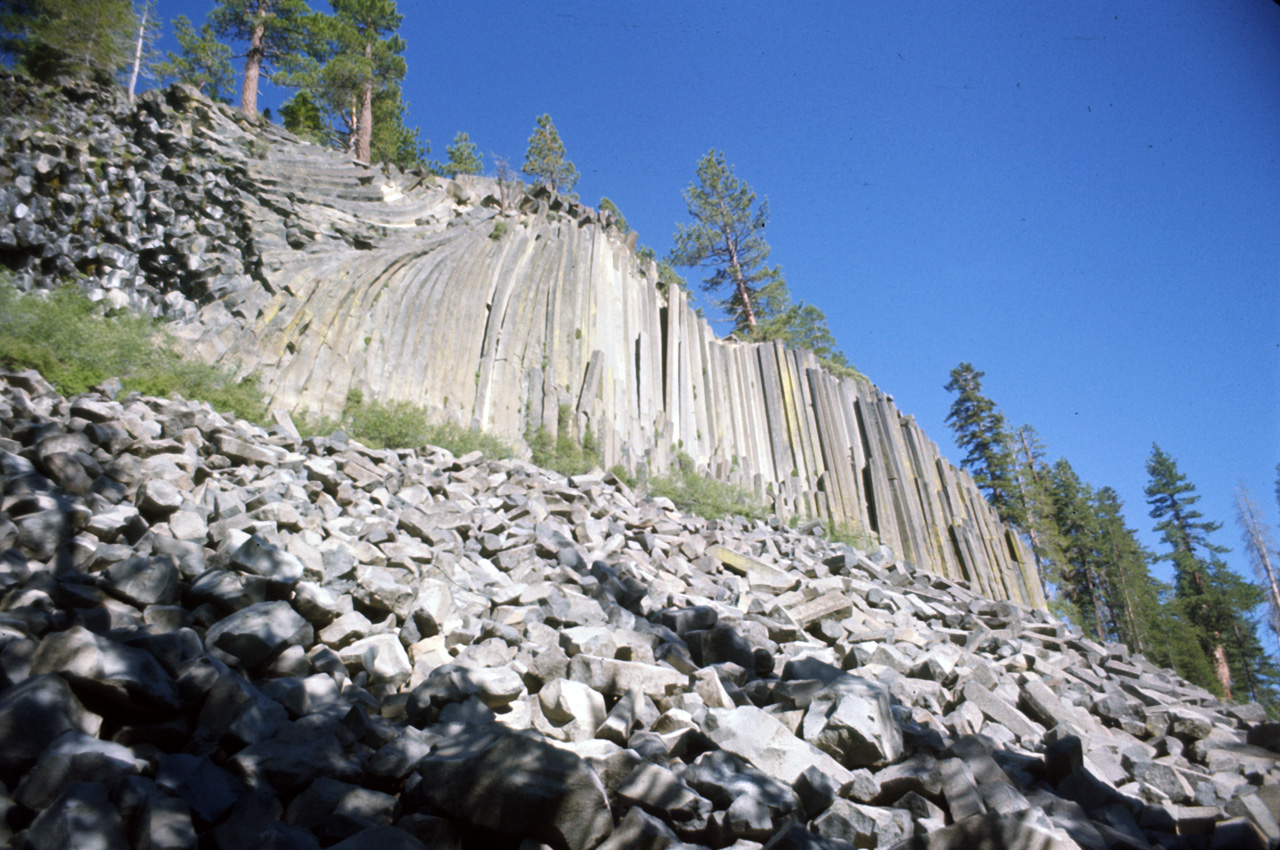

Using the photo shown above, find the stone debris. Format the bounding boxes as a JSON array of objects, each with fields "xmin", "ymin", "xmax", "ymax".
[{"xmin": 0, "ymin": 372, "xmax": 1275, "ymax": 850}]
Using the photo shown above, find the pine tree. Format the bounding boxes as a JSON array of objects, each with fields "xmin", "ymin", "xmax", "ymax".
[
  {"xmin": 1145, "ymin": 443, "xmax": 1259, "ymax": 698},
  {"xmin": 126, "ymin": 0, "xmax": 160, "ymax": 101},
  {"xmin": 1235, "ymin": 482, "xmax": 1280, "ymax": 656},
  {"xmin": 280, "ymin": 88, "xmax": 326, "ymax": 143},
  {"xmin": 522, "ymin": 114, "xmax": 578, "ymax": 194},
  {"xmin": 1010, "ymin": 424, "xmax": 1060, "ymax": 593},
  {"xmin": 154, "ymin": 15, "xmax": 236, "ymax": 103},
  {"xmin": 367, "ymin": 83, "xmax": 425, "ymax": 168},
  {"xmin": 1, "ymin": 0, "xmax": 137, "ymax": 82},
  {"xmin": 209, "ymin": 0, "xmax": 316, "ymax": 118},
  {"xmin": 943, "ymin": 363, "xmax": 1016, "ymax": 521},
  {"xmin": 598, "ymin": 197, "xmax": 628, "ymax": 233},
  {"xmin": 1092, "ymin": 486, "xmax": 1162, "ymax": 655},
  {"xmin": 669, "ymin": 149, "xmax": 782, "ymax": 335},
  {"xmin": 441, "ymin": 132, "xmax": 482, "ymax": 177},
  {"xmin": 1045, "ymin": 459, "xmax": 1112, "ymax": 641}
]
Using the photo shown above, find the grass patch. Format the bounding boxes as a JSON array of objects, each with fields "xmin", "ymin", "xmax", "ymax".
[
  {"xmin": 527, "ymin": 403, "xmax": 600, "ymax": 477},
  {"xmin": 302, "ymin": 387, "xmax": 514, "ymax": 457},
  {"xmin": 826, "ymin": 522, "xmax": 878, "ymax": 551},
  {"xmin": 0, "ymin": 280, "xmax": 266, "ymax": 422},
  {"xmin": 644, "ymin": 451, "xmax": 768, "ymax": 522}
]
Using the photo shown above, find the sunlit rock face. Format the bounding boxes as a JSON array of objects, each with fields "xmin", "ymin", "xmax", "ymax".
[{"xmin": 0, "ymin": 73, "xmax": 1041, "ymax": 607}]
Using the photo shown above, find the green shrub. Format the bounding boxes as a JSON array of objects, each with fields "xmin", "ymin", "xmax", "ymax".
[
  {"xmin": 644, "ymin": 454, "xmax": 767, "ymax": 522},
  {"xmin": 0, "ymin": 280, "xmax": 266, "ymax": 422},
  {"xmin": 490, "ymin": 220, "xmax": 508, "ymax": 241},
  {"xmin": 826, "ymin": 522, "xmax": 878, "ymax": 551},
  {"xmin": 309, "ymin": 388, "xmax": 513, "ymax": 457},
  {"xmin": 527, "ymin": 403, "xmax": 600, "ymax": 477}
]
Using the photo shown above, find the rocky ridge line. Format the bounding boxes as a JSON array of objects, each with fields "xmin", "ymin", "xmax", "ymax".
[{"xmin": 0, "ymin": 369, "xmax": 1277, "ymax": 850}]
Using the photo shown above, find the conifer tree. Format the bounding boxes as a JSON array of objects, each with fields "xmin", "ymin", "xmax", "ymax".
[
  {"xmin": 209, "ymin": 0, "xmax": 315, "ymax": 118},
  {"xmin": 1092, "ymin": 486, "xmax": 1162, "ymax": 654},
  {"xmin": 1, "ymin": 0, "xmax": 137, "ymax": 81},
  {"xmin": 943, "ymin": 363, "xmax": 1016, "ymax": 521},
  {"xmin": 1144, "ymin": 444, "xmax": 1263, "ymax": 698},
  {"xmin": 1235, "ymin": 482, "xmax": 1280, "ymax": 656},
  {"xmin": 154, "ymin": 15, "xmax": 236, "ymax": 103},
  {"xmin": 670, "ymin": 149, "xmax": 781, "ymax": 335},
  {"xmin": 598, "ymin": 197, "xmax": 628, "ymax": 233},
  {"xmin": 323, "ymin": 0, "xmax": 404, "ymax": 163},
  {"xmin": 442, "ymin": 131, "xmax": 482, "ymax": 177},
  {"xmin": 126, "ymin": 0, "xmax": 160, "ymax": 101},
  {"xmin": 522, "ymin": 114, "xmax": 578, "ymax": 194},
  {"xmin": 280, "ymin": 88, "xmax": 326, "ymax": 142}
]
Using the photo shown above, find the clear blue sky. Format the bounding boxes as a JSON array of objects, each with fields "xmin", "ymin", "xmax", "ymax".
[{"xmin": 161, "ymin": 1, "xmax": 1280, "ymax": 628}]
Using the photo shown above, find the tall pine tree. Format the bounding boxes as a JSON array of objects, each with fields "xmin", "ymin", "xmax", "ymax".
[
  {"xmin": 209, "ymin": 0, "xmax": 315, "ymax": 118},
  {"xmin": 1, "ymin": 0, "xmax": 136, "ymax": 82},
  {"xmin": 1145, "ymin": 444, "xmax": 1265, "ymax": 698},
  {"xmin": 943, "ymin": 363, "xmax": 1016, "ymax": 522},
  {"xmin": 669, "ymin": 149, "xmax": 781, "ymax": 336}
]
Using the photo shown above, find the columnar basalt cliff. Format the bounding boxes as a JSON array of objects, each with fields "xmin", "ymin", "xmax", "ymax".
[{"xmin": 0, "ymin": 76, "xmax": 1041, "ymax": 609}]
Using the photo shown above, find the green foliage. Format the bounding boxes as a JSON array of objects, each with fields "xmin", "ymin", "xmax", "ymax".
[
  {"xmin": 323, "ymin": 387, "xmax": 512, "ymax": 456},
  {"xmin": 944, "ymin": 362, "xmax": 1017, "ymax": 522},
  {"xmin": 1, "ymin": 0, "xmax": 137, "ymax": 82},
  {"xmin": 368, "ymin": 84, "xmax": 426, "ymax": 169},
  {"xmin": 527, "ymin": 403, "xmax": 599, "ymax": 477},
  {"xmin": 598, "ymin": 197, "xmax": 628, "ymax": 233},
  {"xmin": 489, "ymin": 219, "xmax": 508, "ymax": 241},
  {"xmin": 280, "ymin": 89, "xmax": 327, "ymax": 143},
  {"xmin": 279, "ymin": 0, "xmax": 411, "ymax": 163},
  {"xmin": 827, "ymin": 522, "xmax": 878, "ymax": 550},
  {"xmin": 522, "ymin": 113, "xmax": 578, "ymax": 194},
  {"xmin": 645, "ymin": 453, "xmax": 768, "ymax": 522},
  {"xmin": 0, "ymin": 280, "xmax": 266, "ymax": 422},
  {"xmin": 1144, "ymin": 443, "xmax": 1275, "ymax": 702},
  {"xmin": 441, "ymin": 131, "xmax": 482, "ymax": 177},
  {"xmin": 669, "ymin": 149, "xmax": 785, "ymax": 336},
  {"xmin": 154, "ymin": 14, "xmax": 235, "ymax": 102},
  {"xmin": 209, "ymin": 0, "xmax": 318, "ymax": 115}
]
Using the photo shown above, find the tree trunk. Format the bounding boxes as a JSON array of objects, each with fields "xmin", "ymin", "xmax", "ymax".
[
  {"xmin": 1211, "ymin": 641, "xmax": 1232, "ymax": 699},
  {"xmin": 1236, "ymin": 487, "xmax": 1280, "ymax": 655},
  {"xmin": 240, "ymin": 10, "xmax": 267, "ymax": 118},
  {"xmin": 720, "ymin": 225, "xmax": 756, "ymax": 329},
  {"xmin": 357, "ymin": 44, "xmax": 373, "ymax": 163},
  {"xmin": 128, "ymin": 3, "xmax": 148, "ymax": 103}
]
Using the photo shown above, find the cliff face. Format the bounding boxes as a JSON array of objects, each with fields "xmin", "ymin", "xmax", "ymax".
[{"xmin": 0, "ymin": 76, "xmax": 1043, "ymax": 609}]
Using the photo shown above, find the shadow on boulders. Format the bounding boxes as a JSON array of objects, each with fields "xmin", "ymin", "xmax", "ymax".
[{"xmin": 0, "ymin": 368, "xmax": 1278, "ymax": 850}]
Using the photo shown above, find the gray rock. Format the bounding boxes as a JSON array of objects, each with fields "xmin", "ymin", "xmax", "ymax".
[
  {"xmin": 799, "ymin": 675, "xmax": 903, "ymax": 768},
  {"xmin": 30, "ymin": 626, "xmax": 180, "ymax": 710},
  {"xmin": 0, "ymin": 674, "xmax": 98, "ymax": 785},
  {"xmin": 416, "ymin": 724, "xmax": 613, "ymax": 850},
  {"xmin": 204, "ymin": 601, "xmax": 314, "ymax": 668}
]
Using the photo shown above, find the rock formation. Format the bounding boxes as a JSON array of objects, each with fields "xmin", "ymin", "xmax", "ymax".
[
  {"xmin": 0, "ymin": 74, "xmax": 1040, "ymax": 607},
  {"xmin": 0, "ymin": 370, "xmax": 1276, "ymax": 850}
]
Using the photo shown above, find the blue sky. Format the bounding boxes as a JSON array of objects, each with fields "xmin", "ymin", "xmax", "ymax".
[{"xmin": 161, "ymin": 1, "xmax": 1280, "ymax": 626}]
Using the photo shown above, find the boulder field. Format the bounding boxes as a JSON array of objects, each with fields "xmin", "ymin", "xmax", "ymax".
[{"xmin": 0, "ymin": 369, "xmax": 1276, "ymax": 850}]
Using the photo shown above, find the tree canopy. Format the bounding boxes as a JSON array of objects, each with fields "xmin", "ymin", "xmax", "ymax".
[
  {"xmin": 522, "ymin": 114, "xmax": 578, "ymax": 194},
  {"xmin": 943, "ymin": 362, "xmax": 1016, "ymax": 520},
  {"xmin": 0, "ymin": 0, "xmax": 137, "ymax": 82},
  {"xmin": 442, "ymin": 131, "xmax": 482, "ymax": 177},
  {"xmin": 154, "ymin": 14, "xmax": 236, "ymax": 103},
  {"xmin": 209, "ymin": 0, "xmax": 316, "ymax": 118},
  {"xmin": 669, "ymin": 149, "xmax": 782, "ymax": 335}
]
